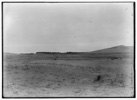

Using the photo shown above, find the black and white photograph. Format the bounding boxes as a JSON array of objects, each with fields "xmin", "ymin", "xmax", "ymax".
[{"xmin": 2, "ymin": 2, "xmax": 135, "ymax": 97}]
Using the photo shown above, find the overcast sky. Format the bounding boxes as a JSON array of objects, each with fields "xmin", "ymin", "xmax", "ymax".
[{"xmin": 4, "ymin": 3, "xmax": 133, "ymax": 53}]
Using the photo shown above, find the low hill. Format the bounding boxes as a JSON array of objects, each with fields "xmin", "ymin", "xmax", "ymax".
[{"xmin": 90, "ymin": 45, "xmax": 133, "ymax": 53}]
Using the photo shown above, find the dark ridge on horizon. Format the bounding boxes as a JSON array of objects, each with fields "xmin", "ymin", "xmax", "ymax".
[{"xmin": 35, "ymin": 45, "xmax": 133, "ymax": 54}]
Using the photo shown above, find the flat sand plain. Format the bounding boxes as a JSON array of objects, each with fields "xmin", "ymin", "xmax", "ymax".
[{"xmin": 3, "ymin": 53, "xmax": 134, "ymax": 97}]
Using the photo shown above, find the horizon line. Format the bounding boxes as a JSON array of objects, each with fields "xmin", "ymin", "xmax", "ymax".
[{"xmin": 4, "ymin": 45, "xmax": 133, "ymax": 54}]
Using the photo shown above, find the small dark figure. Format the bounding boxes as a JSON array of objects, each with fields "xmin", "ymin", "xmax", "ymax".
[
  {"xmin": 94, "ymin": 75, "xmax": 101, "ymax": 82},
  {"xmin": 58, "ymin": 84, "xmax": 60, "ymax": 85},
  {"xmin": 54, "ymin": 58, "xmax": 57, "ymax": 60},
  {"xmin": 111, "ymin": 57, "xmax": 118, "ymax": 60}
]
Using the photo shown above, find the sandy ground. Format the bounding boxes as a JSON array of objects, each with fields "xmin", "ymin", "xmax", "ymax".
[{"xmin": 3, "ymin": 55, "xmax": 134, "ymax": 97}]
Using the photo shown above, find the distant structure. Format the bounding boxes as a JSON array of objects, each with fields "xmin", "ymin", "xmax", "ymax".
[
  {"xmin": 66, "ymin": 52, "xmax": 81, "ymax": 54},
  {"xmin": 36, "ymin": 52, "xmax": 82, "ymax": 54},
  {"xmin": 20, "ymin": 53, "xmax": 34, "ymax": 55},
  {"xmin": 36, "ymin": 52, "xmax": 60, "ymax": 54}
]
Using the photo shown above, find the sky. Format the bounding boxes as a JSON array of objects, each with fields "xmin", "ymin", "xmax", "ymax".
[{"xmin": 3, "ymin": 3, "xmax": 134, "ymax": 53}]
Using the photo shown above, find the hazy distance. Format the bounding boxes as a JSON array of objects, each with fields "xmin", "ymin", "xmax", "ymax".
[{"xmin": 3, "ymin": 3, "xmax": 133, "ymax": 53}]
